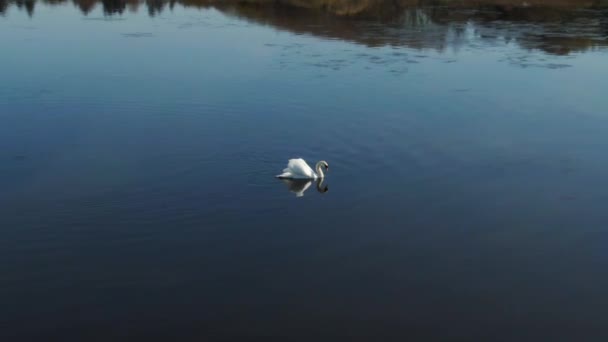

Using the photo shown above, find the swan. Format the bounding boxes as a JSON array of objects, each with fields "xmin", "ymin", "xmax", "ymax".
[
  {"xmin": 281, "ymin": 178, "xmax": 329, "ymax": 197},
  {"xmin": 276, "ymin": 158, "xmax": 329, "ymax": 179}
]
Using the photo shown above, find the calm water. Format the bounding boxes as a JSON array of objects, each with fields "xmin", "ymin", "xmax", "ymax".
[{"xmin": 2, "ymin": 1, "xmax": 608, "ymax": 340}]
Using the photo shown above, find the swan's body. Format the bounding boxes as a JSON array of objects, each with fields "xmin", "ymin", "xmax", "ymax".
[{"xmin": 276, "ymin": 158, "xmax": 329, "ymax": 179}]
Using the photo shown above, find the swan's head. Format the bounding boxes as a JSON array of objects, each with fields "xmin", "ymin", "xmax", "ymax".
[{"xmin": 320, "ymin": 161, "xmax": 329, "ymax": 171}]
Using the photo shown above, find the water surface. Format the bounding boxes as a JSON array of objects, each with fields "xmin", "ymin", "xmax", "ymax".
[{"xmin": 1, "ymin": 1, "xmax": 608, "ymax": 340}]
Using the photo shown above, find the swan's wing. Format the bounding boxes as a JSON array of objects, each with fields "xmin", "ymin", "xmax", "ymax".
[{"xmin": 285, "ymin": 158, "xmax": 315, "ymax": 178}]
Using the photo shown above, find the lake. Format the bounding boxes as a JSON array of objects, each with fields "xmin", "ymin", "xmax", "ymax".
[{"xmin": 1, "ymin": 1, "xmax": 608, "ymax": 340}]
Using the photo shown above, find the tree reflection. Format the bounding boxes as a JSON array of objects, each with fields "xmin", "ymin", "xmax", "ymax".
[
  {"xmin": 101, "ymin": 0, "xmax": 125, "ymax": 15},
  {"xmin": 13, "ymin": 0, "xmax": 35, "ymax": 16},
  {"xmin": 199, "ymin": 1, "xmax": 608, "ymax": 55},
  {"xmin": 2, "ymin": 0, "xmax": 607, "ymax": 55},
  {"xmin": 73, "ymin": 0, "xmax": 95, "ymax": 14},
  {"xmin": 0, "ymin": 0, "xmax": 8, "ymax": 15},
  {"xmin": 145, "ymin": 0, "xmax": 164, "ymax": 16}
]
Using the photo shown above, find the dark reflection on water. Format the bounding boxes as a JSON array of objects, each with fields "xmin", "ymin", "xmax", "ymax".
[
  {"xmin": 209, "ymin": 3, "xmax": 608, "ymax": 55},
  {"xmin": 281, "ymin": 178, "xmax": 329, "ymax": 197},
  {"xmin": 1, "ymin": 0, "xmax": 608, "ymax": 54}
]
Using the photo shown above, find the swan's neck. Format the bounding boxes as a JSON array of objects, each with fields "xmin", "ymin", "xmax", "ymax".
[{"xmin": 315, "ymin": 162, "xmax": 325, "ymax": 179}]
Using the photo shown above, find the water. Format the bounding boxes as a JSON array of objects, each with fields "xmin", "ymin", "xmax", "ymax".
[{"xmin": 1, "ymin": 1, "xmax": 608, "ymax": 340}]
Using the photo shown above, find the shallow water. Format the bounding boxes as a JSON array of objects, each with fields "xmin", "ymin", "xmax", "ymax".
[{"xmin": 1, "ymin": 1, "xmax": 608, "ymax": 340}]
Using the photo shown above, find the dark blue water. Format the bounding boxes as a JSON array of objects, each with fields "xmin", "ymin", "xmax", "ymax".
[{"xmin": 2, "ymin": 2, "xmax": 608, "ymax": 340}]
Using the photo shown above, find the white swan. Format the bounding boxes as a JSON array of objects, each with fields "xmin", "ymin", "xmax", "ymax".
[{"xmin": 276, "ymin": 158, "xmax": 329, "ymax": 179}]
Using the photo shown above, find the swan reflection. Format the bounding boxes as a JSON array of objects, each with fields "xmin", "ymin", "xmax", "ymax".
[{"xmin": 280, "ymin": 178, "xmax": 328, "ymax": 197}]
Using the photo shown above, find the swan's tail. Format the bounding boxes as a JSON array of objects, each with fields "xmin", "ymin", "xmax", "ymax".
[{"xmin": 276, "ymin": 172, "xmax": 292, "ymax": 179}]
